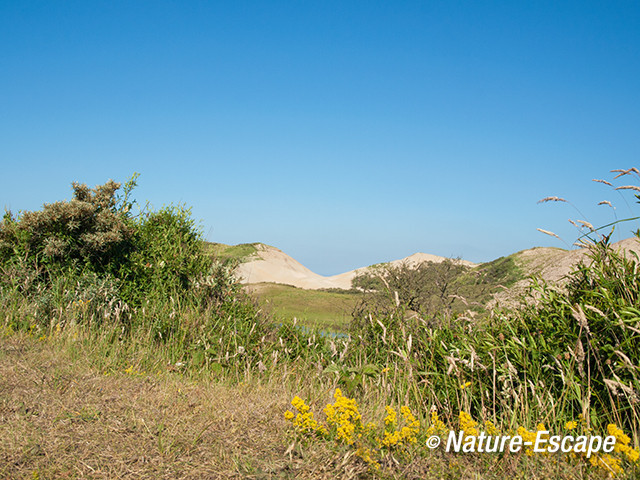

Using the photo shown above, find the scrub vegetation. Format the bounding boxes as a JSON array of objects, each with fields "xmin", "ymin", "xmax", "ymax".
[
  {"xmin": 1, "ymin": 170, "xmax": 639, "ymax": 479},
  {"xmin": 205, "ymin": 242, "xmax": 259, "ymax": 263}
]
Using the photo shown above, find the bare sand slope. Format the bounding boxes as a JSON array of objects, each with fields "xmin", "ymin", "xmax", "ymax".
[
  {"xmin": 235, "ymin": 244, "xmax": 475, "ymax": 290},
  {"xmin": 515, "ymin": 236, "xmax": 640, "ymax": 284},
  {"xmin": 491, "ymin": 236, "xmax": 640, "ymax": 306},
  {"xmin": 235, "ymin": 244, "xmax": 351, "ymax": 289}
]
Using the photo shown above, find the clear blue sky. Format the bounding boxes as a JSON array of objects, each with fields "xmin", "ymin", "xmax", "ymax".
[{"xmin": 2, "ymin": 1, "xmax": 639, "ymax": 275}]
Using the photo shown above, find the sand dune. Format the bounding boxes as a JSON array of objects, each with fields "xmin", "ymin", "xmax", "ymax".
[
  {"xmin": 234, "ymin": 237, "xmax": 640, "ymax": 292},
  {"xmin": 490, "ymin": 236, "xmax": 640, "ymax": 306},
  {"xmin": 235, "ymin": 244, "xmax": 475, "ymax": 290}
]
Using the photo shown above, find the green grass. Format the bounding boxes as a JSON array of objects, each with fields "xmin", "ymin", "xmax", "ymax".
[
  {"xmin": 473, "ymin": 254, "xmax": 523, "ymax": 287},
  {"xmin": 247, "ymin": 283, "xmax": 362, "ymax": 332},
  {"xmin": 205, "ymin": 242, "xmax": 260, "ymax": 262}
]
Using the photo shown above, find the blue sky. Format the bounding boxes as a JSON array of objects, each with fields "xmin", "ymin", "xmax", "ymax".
[{"xmin": 2, "ymin": 1, "xmax": 639, "ymax": 275}]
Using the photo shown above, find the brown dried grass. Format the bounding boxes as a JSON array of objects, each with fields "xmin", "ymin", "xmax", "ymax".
[{"xmin": 0, "ymin": 334, "xmax": 340, "ymax": 480}]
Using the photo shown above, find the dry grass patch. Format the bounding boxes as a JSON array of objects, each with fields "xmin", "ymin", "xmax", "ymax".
[{"xmin": 0, "ymin": 334, "xmax": 342, "ymax": 479}]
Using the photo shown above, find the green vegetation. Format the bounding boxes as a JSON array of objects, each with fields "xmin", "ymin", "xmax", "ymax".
[
  {"xmin": 0, "ymin": 176, "xmax": 296, "ymax": 379},
  {"xmin": 351, "ymin": 254, "xmax": 523, "ymax": 321},
  {"xmin": 474, "ymin": 253, "xmax": 523, "ymax": 289},
  {"xmin": 1, "ymin": 170, "xmax": 639, "ymax": 478},
  {"xmin": 249, "ymin": 283, "xmax": 361, "ymax": 332},
  {"xmin": 205, "ymin": 241, "xmax": 259, "ymax": 263}
]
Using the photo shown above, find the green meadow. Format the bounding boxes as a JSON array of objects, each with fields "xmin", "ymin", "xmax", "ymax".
[{"xmin": 247, "ymin": 283, "xmax": 361, "ymax": 333}]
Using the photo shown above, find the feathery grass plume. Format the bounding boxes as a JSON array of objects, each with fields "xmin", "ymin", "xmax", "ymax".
[
  {"xmin": 538, "ymin": 196, "xmax": 567, "ymax": 204},
  {"xmin": 568, "ymin": 219, "xmax": 579, "ymax": 228},
  {"xmin": 615, "ymin": 185, "xmax": 640, "ymax": 192},
  {"xmin": 536, "ymin": 228, "xmax": 560, "ymax": 239},
  {"xmin": 576, "ymin": 220, "xmax": 595, "ymax": 231},
  {"xmin": 593, "ymin": 179, "xmax": 613, "ymax": 186},
  {"xmin": 598, "ymin": 200, "xmax": 614, "ymax": 208},
  {"xmin": 611, "ymin": 167, "xmax": 640, "ymax": 179},
  {"xmin": 538, "ymin": 195, "xmax": 592, "ymax": 231}
]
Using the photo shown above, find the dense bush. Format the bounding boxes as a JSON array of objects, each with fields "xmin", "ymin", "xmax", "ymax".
[
  {"xmin": 352, "ymin": 260, "xmax": 470, "ymax": 321},
  {"xmin": 0, "ymin": 176, "xmax": 232, "ymax": 306},
  {"xmin": 512, "ymin": 235, "xmax": 640, "ymax": 427},
  {"xmin": 0, "ymin": 180, "xmax": 135, "ymax": 276}
]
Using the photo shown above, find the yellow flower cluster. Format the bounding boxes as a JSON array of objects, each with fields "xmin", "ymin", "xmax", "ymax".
[
  {"xmin": 553, "ymin": 420, "xmax": 639, "ymax": 475},
  {"xmin": 459, "ymin": 411, "xmax": 479, "ymax": 437},
  {"xmin": 284, "ymin": 390, "xmax": 422, "ymax": 471},
  {"xmin": 123, "ymin": 365, "xmax": 145, "ymax": 375},
  {"xmin": 426, "ymin": 410, "xmax": 449, "ymax": 437},
  {"xmin": 516, "ymin": 423, "xmax": 547, "ymax": 456},
  {"xmin": 283, "ymin": 394, "xmax": 640, "ymax": 476},
  {"xmin": 284, "ymin": 396, "xmax": 328, "ymax": 436},
  {"xmin": 323, "ymin": 389, "xmax": 380, "ymax": 469},
  {"xmin": 379, "ymin": 406, "xmax": 420, "ymax": 448},
  {"xmin": 383, "ymin": 405, "xmax": 396, "ymax": 426},
  {"xmin": 323, "ymin": 388, "xmax": 364, "ymax": 444},
  {"xmin": 484, "ymin": 420, "xmax": 500, "ymax": 436},
  {"xmin": 355, "ymin": 445, "xmax": 379, "ymax": 470},
  {"xmin": 608, "ymin": 423, "xmax": 640, "ymax": 463},
  {"xmin": 587, "ymin": 423, "xmax": 640, "ymax": 473},
  {"xmin": 591, "ymin": 453, "xmax": 624, "ymax": 475}
]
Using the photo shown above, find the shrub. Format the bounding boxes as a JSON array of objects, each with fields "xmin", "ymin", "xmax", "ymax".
[
  {"xmin": 0, "ymin": 180, "xmax": 135, "ymax": 276},
  {"xmin": 352, "ymin": 259, "xmax": 470, "ymax": 321}
]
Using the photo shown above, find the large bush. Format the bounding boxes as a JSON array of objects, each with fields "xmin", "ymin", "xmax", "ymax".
[
  {"xmin": 0, "ymin": 180, "xmax": 135, "ymax": 276},
  {"xmin": 0, "ymin": 176, "xmax": 235, "ymax": 310}
]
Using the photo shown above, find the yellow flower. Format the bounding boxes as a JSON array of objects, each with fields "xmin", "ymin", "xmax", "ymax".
[
  {"xmin": 426, "ymin": 410, "xmax": 448, "ymax": 437},
  {"xmin": 323, "ymin": 389, "xmax": 363, "ymax": 445},
  {"xmin": 384, "ymin": 406, "xmax": 397, "ymax": 426},
  {"xmin": 287, "ymin": 396, "xmax": 327, "ymax": 436},
  {"xmin": 459, "ymin": 412, "xmax": 479, "ymax": 437},
  {"xmin": 517, "ymin": 426, "xmax": 538, "ymax": 456},
  {"xmin": 564, "ymin": 421, "xmax": 577, "ymax": 430},
  {"xmin": 591, "ymin": 453, "xmax": 623, "ymax": 475},
  {"xmin": 378, "ymin": 405, "xmax": 420, "ymax": 449},
  {"xmin": 607, "ymin": 424, "xmax": 639, "ymax": 463},
  {"xmin": 485, "ymin": 420, "xmax": 499, "ymax": 436},
  {"xmin": 460, "ymin": 381, "xmax": 471, "ymax": 390},
  {"xmin": 355, "ymin": 446, "xmax": 380, "ymax": 470}
]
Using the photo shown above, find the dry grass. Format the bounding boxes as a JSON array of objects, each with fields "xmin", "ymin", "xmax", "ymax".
[{"xmin": 0, "ymin": 334, "xmax": 346, "ymax": 480}]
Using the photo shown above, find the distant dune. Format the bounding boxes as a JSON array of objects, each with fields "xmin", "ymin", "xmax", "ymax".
[
  {"xmin": 233, "ymin": 237, "xmax": 640, "ymax": 292},
  {"xmin": 234, "ymin": 244, "xmax": 476, "ymax": 290}
]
